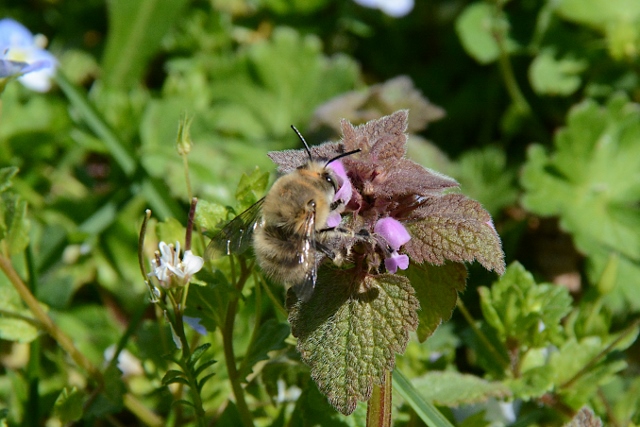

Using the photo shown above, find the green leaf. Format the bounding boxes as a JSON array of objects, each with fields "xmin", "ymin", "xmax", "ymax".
[
  {"xmin": 404, "ymin": 262, "xmax": 467, "ymax": 342},
  {"xmin": 85, "ymin": 365, "xmax": 126, "ymax": 418},
  {"xmin": 506, "ymin": 365, "xmax": 555, "ymax": 399},
  {"xmin": 194, "ymin": 359, "xmax": 217, "ymax": 378},
  {"xmin": 478, "ymin": 262, "xmax": 572, "ymax": 348},
  {"xmin": 412, "ymin": 371, "xmax": 511, "ymax": 406},
  {"xmin": 556, "ymin": 0, "xmax": 640, "ymax": 31},
  {"xmin": 529, "ymin": 49, "xmax": 587, "ymax": 96},
  {"xmin": 209, "ymin": 27, "xmax": 359, "ymax": 140},
  {"xmin": 293, "ymin": 380, "xmax": 367, "ymax": 427},
  {"xmin": 288, "ymin": 270, "xmax": 419, "ymax": 415},
  {"xmin": 0, "ymin": 278, "xmax": 39, "ymax": 343},
  {"xmin": 189, "ymin": 343, "xmax": 211, "ymax": 365},
  {"xmin": 392, "ymin": 369, "xmax": 455, "ymax": 427},
  {"xmin": 521, "ymin": 95, "xmax": 640, "ymax": 310},
  {"xmin": 0, "ymin": 192, "xmax": 30, "ymax": 256},
  {"xmin": 0, "ymin": 167, "xmax": 18, "ymax": 194},
  {"xmin": 235, "ymin": 168, "xmax": 270, "ymax": 211},
  {"xmin": 101, "ymin": 0, "xmax": 188, "ymax": 89},
  {"xmin": 185, "ymin": 270, "xmax": 235, "ymax": 331},
  {"xmin": 551, "ymin": 337, "xmax": 630, "ymax": 409},
  {"xmin": 155, "ymin": 217, "xmax": 186, "ymax": 248},
  {"xmin": 195, "ymin": 199, "xmax": 229, "ymax": 232},
  {"xmin": 450, "ymin": 146, "xmax": 518, "ymax": 216},
  {"xmin": 197, "ymin": 373, "xmax": 216, "ymax": 392},
  {"xmin": 162, "ymin": 370, "xmax": 186, "ymax": 386},
  {"xmin": 53, "ymin": 387, "xmax": 85, "ymax": 424},
  {"xmin": 238, "ymin": 319, "xmax": 290, "ymax": 381},
  {"xmin": 405, "ymin": 194, "xmax": 505, "ymax": 275},
  {"xmin": 455, "ymin": 3, "xmax": 516, "ymax": 64}
]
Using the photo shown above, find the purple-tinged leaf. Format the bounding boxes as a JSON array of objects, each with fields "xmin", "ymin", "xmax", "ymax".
[{"xmin": 404, "ymin": 194, "xmax": 505, "ymax": 274}]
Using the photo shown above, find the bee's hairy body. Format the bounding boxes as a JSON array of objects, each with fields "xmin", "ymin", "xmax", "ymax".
[
  {"xmin": 253, "ymin": 161, "xmax": 337, "ymax": 288},
  {"xmin": 205, "ymin": 126, "xmax": 361, "ymax": 302}
]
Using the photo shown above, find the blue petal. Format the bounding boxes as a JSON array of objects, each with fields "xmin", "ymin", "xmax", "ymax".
[
  {"xmin": 0, "ymin": 18, "xmax": 34, "ymax": 49},
  {"xmin": 184, "ymin": 316, "xmax": 208, "ymax": 335},
  {"xmin": 0, "ymin": 59, "xmax": 28, "ymax": 77}
]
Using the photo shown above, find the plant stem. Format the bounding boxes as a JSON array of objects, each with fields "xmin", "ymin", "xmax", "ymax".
[
  {"xmin": 221, "ymin": 257, "xmax": 255, "ymax": 427},
  {"xmin": 170, "ymin": 292, "xmax": 207, "ymax": 427},
  {"xmin": 490, "ymin": 1, "xmax": 531, "ymax": 117},
  {"xmin": 559, "ymin": 318, "xmax": 640, "ymax": 390},
  {"xmin": 366, "ymin": 370, "xmax": 392, "ymax": 427},
  {"xmin": 457, "ymin": 299, "xmax": 510, "ymax": 369}
]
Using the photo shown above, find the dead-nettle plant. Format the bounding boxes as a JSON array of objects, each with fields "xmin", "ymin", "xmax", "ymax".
[{"xmin": 268, "ymin": 110, "xmax": 505, "ymax": 414}]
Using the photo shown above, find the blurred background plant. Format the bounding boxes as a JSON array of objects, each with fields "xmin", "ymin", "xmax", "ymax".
[{"xmin": 0, "ymin": 0, "xmax": 639, "ymax": 426}]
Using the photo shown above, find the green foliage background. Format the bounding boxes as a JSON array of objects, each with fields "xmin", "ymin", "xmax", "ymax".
[{"xmin": 1, "ymin": 0, "xmax": 639, "ymax": 425}]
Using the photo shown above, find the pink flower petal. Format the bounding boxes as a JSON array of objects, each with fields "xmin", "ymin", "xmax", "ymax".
[
  {"xmin": 374, "ymin": 217, "xmax": 411, "ymax": 250},
  {"xmin": 328, "ymin": 160, "xmax": 353, "ymax": 205},
  {"xmin": 326, "ymin": 211, "xmax": 342, "ymax": 228},
  {"xmin": 384, "ymin": 253, "xmax": 409, "ymax": 273}
]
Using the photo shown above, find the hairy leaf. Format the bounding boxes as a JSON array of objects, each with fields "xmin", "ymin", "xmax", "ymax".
[
  {"xmin": 564, "ymin": 407, "xmax": 603, "ymax": 427},
  {"xmin": 340, "ymin": 111, "xmax": 459, "ymax": 200},
  {"xmin": 404, "ymin": 262, "xmax": 467, "ymax": 342},
  {"xmin": 288, "ymin": 269, "xmax": 419, "ymax": 415},
  {"xmin": 412, "ymin": 371, "xmax": 511, "ymax": 406},
  {"xmin": 405, "ymin": 194, "xmax": 505, "ymax": 274}
]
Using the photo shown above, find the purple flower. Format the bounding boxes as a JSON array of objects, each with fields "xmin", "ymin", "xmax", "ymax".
[
  {"xmin": 328, "ymin": 160, "xmax": 353, "ymax": 206},
  {"xmin": 0, "ymin": 18, "xmax": 57, "ymax": 92},
  {"xmin": 384, "ymin": 253, "xmax": 409, "ymax": 274},
  {"xmin": 326, "ymin": 160, "xmax": 353, "ymax": 228},
  {"xmin": 374, "ymin": 217, "xmax": 411, "ymax": 251},
  {"xmin": 375, "ymin": 217, "xmax": 411, "ymax": 273}
]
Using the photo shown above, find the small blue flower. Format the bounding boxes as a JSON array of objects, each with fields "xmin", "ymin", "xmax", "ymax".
[
  {"xmin": 353, "ymin": 0, "xmax": 414, "ymax": 17},
  {"xmin": 0, "ymin": 18, "xmax": 57, "ymax": 92}
]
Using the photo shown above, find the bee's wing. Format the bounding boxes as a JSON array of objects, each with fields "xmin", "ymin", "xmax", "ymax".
[
  {"xmin": 291, "ymin": 210, "xmax": 319, "ymax": 302},
  {"xmin": 204, "ymin": 198, "xmax": 265, "ymax": 260}
]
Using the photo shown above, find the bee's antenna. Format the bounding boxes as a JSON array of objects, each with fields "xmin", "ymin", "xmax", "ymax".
[
  {"xmin": 326, "ymin": 149, "xmax": 361, "ymax": 166},
  {"xmin": 291, "ymin": 125, "xmax": 313, "ymax": 161}
]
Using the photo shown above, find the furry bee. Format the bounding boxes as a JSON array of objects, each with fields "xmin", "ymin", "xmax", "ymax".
[{"xmin": 205, "ymin": 127, "xmax": 360, "ymax": 301}]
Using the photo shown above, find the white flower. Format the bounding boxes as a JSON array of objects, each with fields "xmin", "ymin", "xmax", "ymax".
[
  {"xmin": 149, "ymin": 241, "xmax": 204, "ymax": 288},
  {"xmin": 104, "ymin": 345, "xmax": 144, "ymax": 377},
  {"xmin": 0, "ymin": 18, "xmax": 57, "ymax": 92},
  {"xmin": 353, "ymin": 0, "xmax": 414, "ymax": 17}
]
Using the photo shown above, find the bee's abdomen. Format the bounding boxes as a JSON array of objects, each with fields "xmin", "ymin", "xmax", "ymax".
[{"xmin": 253, "ymin": 225, "xmax": 309, "ymax": 284}]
